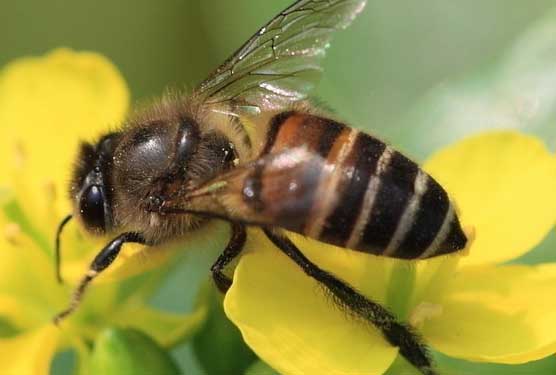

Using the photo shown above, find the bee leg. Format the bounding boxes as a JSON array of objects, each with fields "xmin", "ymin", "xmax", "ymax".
[
  {"xmin": 263, "ymin": 229, "xmax": 437, "ymax": 375},
  {"xmin": 53, "ymin": 232, "xmax": 146, "ymax": 325},
  {"xmin": 210, "ymin": 222, "xmax": 246, "ymax": 293},
  {"xmin": 54, "ymin": 214, "xmax": 73, "ymax": 284}
]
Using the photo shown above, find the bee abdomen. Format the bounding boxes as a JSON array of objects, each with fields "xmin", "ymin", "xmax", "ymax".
[
  {"xmin": 319, "ymin": 132, "xmax": 467, "ymax": 259},
  {"xmin": 260, "ymin": 112, "xmax": 467, "ymax": 259}
]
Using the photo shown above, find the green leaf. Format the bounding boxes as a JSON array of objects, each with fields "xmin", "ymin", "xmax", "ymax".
[
  {"xmin": 89, "ymin": 328, "xmax": 180, "ymax": 375},
  {"xmin": 384, "ymin": 352, "xmax": 556, "ymax": 375},
  {"xmin": 434, "ymin": 351, "xmax": 556, "ymax": 375},
  {"xmin": 384, "ymin": 355, "xmax": 421, "ymax": 375},
  {"xmin": 244, "ymin": 360, "xmax": 279, "ymax": 375},
  {"xmin": 193, "ymin": 284, "xmax": 257, "ymax": 375},
  {"xmin": 511, "ymin": 230, "xmax": 556, "ymax": 265},
  {"xmin": 50, "ymin": 349, "xmax": 77, "ymax": 375}
]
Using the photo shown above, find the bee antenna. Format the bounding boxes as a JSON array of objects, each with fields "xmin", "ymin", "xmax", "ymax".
[{"xmin": 55, "ymin": 214, "xmax": 73, "ymax": 284}]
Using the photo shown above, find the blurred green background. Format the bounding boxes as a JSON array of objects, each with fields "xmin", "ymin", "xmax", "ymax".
[
  {"xmin": 3, "ymin": 0, "xmax": 555, "ymax": 156},
  {"xmin": 3, "ymin": 1, "xmax": 556, "ymax": 374}
]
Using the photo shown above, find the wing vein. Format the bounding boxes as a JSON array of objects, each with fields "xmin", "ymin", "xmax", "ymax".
[{"xmin": 196, "ymin": 0, "xmax": 367, "ymax": 114}]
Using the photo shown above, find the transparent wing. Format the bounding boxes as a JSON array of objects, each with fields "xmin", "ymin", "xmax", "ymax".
[{"xmin": 196, "ymin": 0, "xmax": 367, "ymax": 114}]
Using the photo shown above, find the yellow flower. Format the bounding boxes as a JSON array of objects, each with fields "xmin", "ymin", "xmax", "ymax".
[
  {"xmin": 224, "ymin": 132, "xmax": 556, "ymax": 374},
  {"xmin": 4, "ymin": 48, "xmax": 556, "ymax": 375},
  {"xmin": 0, "ymin": 49, "xmax": 205, "ymax": 374}
]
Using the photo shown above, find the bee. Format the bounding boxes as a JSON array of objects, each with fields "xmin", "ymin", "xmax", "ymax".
[{"xmin": 54, "ymin": 1, "xmax": 468, "ymax": 374}]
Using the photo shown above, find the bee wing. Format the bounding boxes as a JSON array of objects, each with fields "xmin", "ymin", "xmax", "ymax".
[{"xmin": 196, "ymin": 0, "xmax": 367, "ymax": 115}]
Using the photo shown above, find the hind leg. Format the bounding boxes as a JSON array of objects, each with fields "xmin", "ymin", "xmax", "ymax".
[{"xmin": 263, "ymin": 228, "xmax": 437, "ymax": 375}]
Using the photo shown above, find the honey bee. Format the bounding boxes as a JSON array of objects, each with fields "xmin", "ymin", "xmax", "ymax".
[{"xmin": 54, "ymin": 1, "xmax": 468, "ymax": 374}]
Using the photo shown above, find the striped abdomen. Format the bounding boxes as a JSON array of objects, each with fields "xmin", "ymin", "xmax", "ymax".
[{"xmin": 246, "ymin": 111, "xmax": 467, "ymax": 259}]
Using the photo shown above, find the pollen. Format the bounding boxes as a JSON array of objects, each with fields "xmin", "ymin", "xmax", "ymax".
[
  {"xmin": 13, "ymin": 141, "xmax": 26, "ymax": 169},
  {"xmin": 149, "ymin": 213, "xmax": 161, "ymax": 227},
  {"xmin": 409, "ymin": 302, "xmax": 443, "ymax": 328},
  {"xmin": 44, "ymin": 180, "xmax": 57, "ymax": 202},
  {"xmin": 4, "ymin": 222, "xmax": 22, "ymax": 244},
  {"xmin": 461, "ymin": 225, "xmax": 476, "ymax": 257}
]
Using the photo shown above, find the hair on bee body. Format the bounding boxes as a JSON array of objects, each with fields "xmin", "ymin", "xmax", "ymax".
[{"xmin": 53, "ymin": 1, "xmax": 469, "ymax": 374}]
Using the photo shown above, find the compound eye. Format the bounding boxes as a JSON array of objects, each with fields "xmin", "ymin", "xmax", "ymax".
[{"xmin": 79, "ymin": 185, "xmax": 106, "ymax": 232}]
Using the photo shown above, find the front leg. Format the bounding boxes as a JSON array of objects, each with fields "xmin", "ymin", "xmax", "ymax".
[
  {"xmin": 53, "ymin": 232, "xmax": 146, "ymax": 324},
  {"xmin": 211, "ymin": 222, "xmax": 246, "ymax": 293}
]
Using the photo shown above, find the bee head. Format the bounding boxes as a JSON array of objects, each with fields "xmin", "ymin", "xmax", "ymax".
[{"xmin": 70, "ymin": 133, "xmax": 119, "ymax": 235}]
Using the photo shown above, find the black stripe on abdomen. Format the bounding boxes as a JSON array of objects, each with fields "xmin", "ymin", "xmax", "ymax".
[
  {"xmin": 434, "ymin": 216, "xmax": 468, "ymax": 256},
  {"xmin": 319, "ymin": 133, "xmax": 386, "ymax": 245},
  {"xmin": 261, "ymin": 111, "xmax": 295, "ymax": 156},
  {"xmin": 359, "ymin": 151, "xmax": 419, "ymax": 254},
  {"xmin": 394, "ymin": 177, "xmax": 449, "ymax": 258},
  {"xmin": 314, "ymin": 117, "xmax": 344, "ymax": 157}
]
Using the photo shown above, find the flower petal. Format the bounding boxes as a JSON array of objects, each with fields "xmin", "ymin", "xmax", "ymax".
[
  {"xmin": 225, "ymin": 230, "xmax": 398, "ymax": 375},
  {"xmin": 0, "ymin": 49, "xmax": 129, "ymax": 230},
  {"xmin": 0, "ymin": 294, "xmax": 37, "ymax": 332},
  {"xmin": 424, "ymin": 131, "xmax": 556, "ymax": 266},
  {"xmin": 112, "ymin": 303, "xmax": 207, "ymax": 348},
  {"xmin": 421, "ymin": 263, "xmax": 556, "ymax": 363},
  {"xmin": 0, "ymin": 214, "xmax": 60, "ymax": 314},
  {"xmin": 0, "ymin": 325, "xmax": 60, "ymax": 375}
]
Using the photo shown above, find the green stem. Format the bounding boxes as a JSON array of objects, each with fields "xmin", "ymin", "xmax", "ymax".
[{"xmin": 386, "ymin": 260, "xmax": 416, "ymax": 321}]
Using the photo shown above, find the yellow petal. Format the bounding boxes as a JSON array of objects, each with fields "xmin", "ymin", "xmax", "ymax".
[
  {"xmin": 0, "ymin": 49, "xmax": 129, "ymax": 231},
  {"xmin": 0, "ymin": 294, "xmax": 38, "ymax": 331},
  {"xmin": 0, "ymin": 217, "xmax": 60, "ymax": 310},
  {"xmin": 112, "ymin": 303, "xmax": 207, "ymax": 348},
  {"xmin": 225, "ymin": 230, "xmax": 398, "ymax": 375},
  {"xmin": 0, "ymin": 325, "xmax": 60, "ymax": 375},
  {"xmin": 424, "ymin": 131, "xmax": 556, "ymax": 266},
  {"xmin": 421, "ymin": 263, "xmax": 556, "ymax": 363}
]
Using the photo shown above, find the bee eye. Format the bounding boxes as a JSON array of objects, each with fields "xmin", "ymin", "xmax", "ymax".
[{"xmin": 79, "ymin": 185, "xmax": 106, "ymax": 232}]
